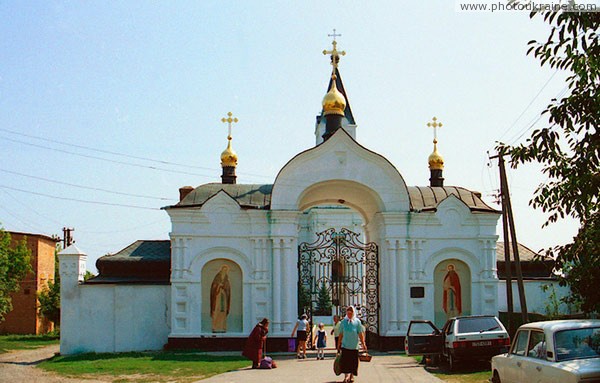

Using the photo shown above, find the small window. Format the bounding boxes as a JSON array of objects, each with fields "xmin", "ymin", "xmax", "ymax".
[
  {"xmin": 445, "ymin": 320, "xmax": 455, "ymax": 335},
  {"xmin": 410, "ymin": 287, "xmax": 425, "ymax": 298},
  {"xmin": 527, "ymin": 331, "xmax": 546, "ymax": 359},
  {"xmin": 511, "ymin": 330, "xmax": 530, "ymax": 356}
]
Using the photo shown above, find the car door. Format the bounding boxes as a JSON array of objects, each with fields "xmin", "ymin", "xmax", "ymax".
[
  {"xmin": 405, "ymin": 320, "xmax": 444, "ymax": 356},
  {"xmin": 522, "ymin": 330, "xmax": 555, "ymax": 383},
  {"xmin": 503, "ymin": 329, "xmax": 530, "ymax": 383}
]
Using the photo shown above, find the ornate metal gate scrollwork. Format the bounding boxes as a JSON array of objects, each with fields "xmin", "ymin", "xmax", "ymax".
[{"xmin": 298, "ymin": 228, "xmax": 379, "ymax": 334}]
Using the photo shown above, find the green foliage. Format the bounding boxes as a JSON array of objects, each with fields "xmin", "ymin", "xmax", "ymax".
[
  {"xmin": 39, "ymin": 351, "xmax": 248, "ymax": 379},
  {"xmin": 541, "ymin": 284, "xmax": 562, "ymax": 319},
  {"xmin": 0, "ymin": 228, "xmax": 32, "ymax": 321},
  {"xmin": 84, "ymin": 270, "xmax": 95, "ymax": 281},
  {"xmin": 298, "ymin": 283, "xmax": 312, "ymax": 315},
  {"xmin": 315, "ymin": 282, "xmax": 332, "ymax": 316},
  {"xmin": 38, "ymin": 245, "xmax": 61, "ymax": 327},
  {"xmin": 497, "ymin": 12, "xmax": 600, "ymax": 314}
]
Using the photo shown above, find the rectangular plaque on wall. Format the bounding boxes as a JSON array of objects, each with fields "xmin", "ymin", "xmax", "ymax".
[{"xmin": 410, "ymin": 286, "xmax": 425, "ymax": 298}]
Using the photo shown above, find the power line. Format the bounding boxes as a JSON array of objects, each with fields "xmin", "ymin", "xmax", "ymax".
[
  {"xmin": 498, "ymin": 69, "xmax": 558, "ymax": 142},
  {"xmin": 0, "ymin": 184, "xmax": 160, "ymax": 211},
  {"xmin": 0, "ymin": 135, "xmax": 215, "ymax": 178},
  {"xmin": 507, "ymin": 85, "xmax": 569, "ymax": 145},
  {"xmin": 0, "ymin": 168, "xmax": 172, "ymax": 201},
  {"xmin": 0, "ymin": 127, "xmax": 273, "ymax": 179}
]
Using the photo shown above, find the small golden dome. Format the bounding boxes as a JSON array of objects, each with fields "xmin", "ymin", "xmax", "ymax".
[
  {"xmin": 322, "ymin": 75, "xmax": 346, "ymax": 116},
  {"xmin": 220, "ymin": 138, "xmax": 238, "ymax": 168},
  {"xmin": 428, "ymin": 140, "xmax": 444, "ymax": 170}
]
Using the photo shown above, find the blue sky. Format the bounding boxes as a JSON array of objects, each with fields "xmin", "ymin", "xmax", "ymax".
[{"xmin": 0, "ymin": 1, "xmax": 578, "ymax": 271}]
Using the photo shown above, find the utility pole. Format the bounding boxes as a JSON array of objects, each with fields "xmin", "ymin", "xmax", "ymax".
[
  {"xmin": 62, "ymin": 227, "xmax": 75, "ymax": 249},
  {"xmin": 490, "ymin": 152, "xmax": 529, "ymax": 325},
  {"xmin": 501, "ymin": 188, "xmax": 514, "ymax": 334}
]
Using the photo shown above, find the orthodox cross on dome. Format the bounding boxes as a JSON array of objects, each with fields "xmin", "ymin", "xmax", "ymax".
[
  {"xmin": 221, "ymin": 111, "xmax": 238, "ymax": 140},
  {"xmin": 427, "ymin": 116, "xmax": 443, "ymax": 142},
  {"xmin": 323, "ymin": 29, "xmax": 346, "ymax": 70}
]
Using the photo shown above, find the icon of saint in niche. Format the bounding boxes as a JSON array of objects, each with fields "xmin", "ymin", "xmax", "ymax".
[
  {"xmin": 210, "ymin": 265, "xmax": 231, "ymax": 333},
  {"xmin": 443, "ymin": 264, "xmax": 462, "ymax": 318}
]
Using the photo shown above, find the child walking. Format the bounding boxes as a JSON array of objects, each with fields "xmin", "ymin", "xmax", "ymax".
[{"xmin": 314, "ymin": 322, "xmax": 327, "ymax": 360}]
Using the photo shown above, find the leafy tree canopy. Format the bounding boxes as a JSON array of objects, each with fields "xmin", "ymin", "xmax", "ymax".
[
  {"xmin": 0, "ymin": 228, "xmax": 32, "ymax": 321},
  {"xmin": 498, "ymin": 11, "xmax": 599, "ymax": 313}
]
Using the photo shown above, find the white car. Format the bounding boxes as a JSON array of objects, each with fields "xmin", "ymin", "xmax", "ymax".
[
  {"xmin": 405, "ymin": 315, "xmax": 510, "ymax": 371},
  {"xmin": 491, "ymin": 320, "xmax": 600, "ymax": 383}
]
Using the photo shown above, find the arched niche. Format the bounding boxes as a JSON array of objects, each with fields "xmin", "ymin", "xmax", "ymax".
[
  {"xmin": 201, "ymin": 259, "xmax": 243, "ymax": 333},
  {"xmin": 433, "ymin": 259, "xmax": 471, "ymax": 328}
]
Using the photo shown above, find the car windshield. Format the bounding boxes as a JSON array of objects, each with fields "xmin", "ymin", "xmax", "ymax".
[
  {"xmin": 457, "ymin": 317, "xmax": 501, "ymax": 334},
  {"xmin": 554, "ymin": 327, "xmax": 600, "ymax": 362}
]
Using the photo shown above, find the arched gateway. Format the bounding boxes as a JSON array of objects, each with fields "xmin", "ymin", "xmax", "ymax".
[{"xmin": 65, "ymin": 37, "xmax": 501, "ymax": 355}]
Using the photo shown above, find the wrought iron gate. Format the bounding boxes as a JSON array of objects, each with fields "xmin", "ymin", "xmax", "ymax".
[{"xmin": 298, "ymin": 228, "xmax": 379, "ymax": 334}]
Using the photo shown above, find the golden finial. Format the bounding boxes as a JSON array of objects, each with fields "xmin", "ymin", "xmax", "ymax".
[
  {"xmin": 221, "ymin": 111, "xmax": 238, "ymax": 140},
  {"xmin": 323, "ymin": 29, "xmax": 346, "ymax": 70},
  {"xmin": 427, "ymin": 117, "xmax": 443, "ymax": 140},
  {"xmin": 220, "ymin": 112, "xmax": 239, "ymax": 168},
  {"xmin": 427, "ymin": 117, "xmax": 444, "ymax": 170}
]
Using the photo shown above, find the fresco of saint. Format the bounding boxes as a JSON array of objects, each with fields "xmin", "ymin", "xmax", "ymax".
[
  {"xmin": 443, "ymin": 263, "xmax": 462, "ymax": 318},
  {"xmin": 210, "ymin": 265, "xmax": 231, "ymax": 332}
]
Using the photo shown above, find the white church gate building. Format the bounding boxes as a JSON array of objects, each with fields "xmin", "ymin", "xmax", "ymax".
[{"xmin": 59, "ymin": 39, "xmax": 503, "ymax": 354}]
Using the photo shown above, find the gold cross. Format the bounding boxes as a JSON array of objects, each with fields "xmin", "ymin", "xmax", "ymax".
[
  {"xmin": 427, "ymin": 117, "xmax": 443, "ymax": 141},
  {"xmin": 323, "ymin": 29, "xmax": 346, "ymax": 69},
  {"xmin": 221, "ymin": 112, "xmax": 238, "ymax": 140}
]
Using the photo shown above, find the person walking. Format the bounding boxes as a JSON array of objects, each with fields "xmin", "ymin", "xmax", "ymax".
[
  {"xmin": 314, "ymin": 322, "xmax": 327, "ymax": 360},
  {"xmin": 291, "ymin": 314, "xmax": 310, "ymax": 359},
  {"xmin": 242, "ymin": 318, "xmax": 269, "ymax": 369},
  {"xmin": 337, "ymin": 306, "xmax": 367, "ymax": 383},
  {"xmin": 331, "ymin": 315, "xmax": 341, "ymax": 349}
]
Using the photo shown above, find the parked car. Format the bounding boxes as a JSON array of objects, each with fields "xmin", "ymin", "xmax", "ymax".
[
  {"xmin": 491, "ymin": 320, "xmax": 600, "ymax": 383},
  {"xmin": 405, "ymin": 315, "xmax": 510, "ymax": 370}
]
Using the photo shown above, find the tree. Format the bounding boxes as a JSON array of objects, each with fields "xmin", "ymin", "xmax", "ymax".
[
  {"xmin": 0, "ymin": 228, "xmax": 32, "ymax": 321},
  {"xmin": 298, "ymin": 283, "xmax": 311, "ymax": 315},
  {"xmin": 498, "ymin": 12, "xmax": 599, "ymax": 313},
  {"xmin": 38, "ymin": 245, "xmax": 60, "ymax": 327},
  {"xmin": 315, "ymin": 282, "xmax": 332, "ymax": 316}
]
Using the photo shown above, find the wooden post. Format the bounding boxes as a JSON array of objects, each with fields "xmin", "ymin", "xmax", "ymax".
[
  {"xmin": 497, "ymin": 153, "xmax": 529, "ymax": 323},
  {"xmin": 501, "ymin": 190, "xmax": 514, "ymax": 334}
]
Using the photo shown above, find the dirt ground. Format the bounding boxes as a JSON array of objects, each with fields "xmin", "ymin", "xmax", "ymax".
[{"xmin": 0, "ymin": 344, "xmax": 108, "ymax": 383}]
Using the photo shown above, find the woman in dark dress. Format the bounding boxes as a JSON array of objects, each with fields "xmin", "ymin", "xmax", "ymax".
[
  {"xmin": 337, "ymin": 306, "xmax": 367, "ymax": 383},
  {"xmin": 242, "ymin": 318, "xmax": 269, "ymax": 368}
]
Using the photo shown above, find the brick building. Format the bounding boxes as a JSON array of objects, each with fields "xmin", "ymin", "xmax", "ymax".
[{"xmin": 0, "ymin": 231, "xmax": 58, "ymax": 334}]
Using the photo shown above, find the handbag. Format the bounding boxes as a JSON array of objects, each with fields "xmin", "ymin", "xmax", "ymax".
[
  {"xmin": 359, "ymin": 352, "xmax": 372, "ymax": 362},
  {"xmin": 287, "ymin": 338, "xmax": 296, "ymax": 352},
  {"xmin": 333, "ymin": 352, "xmax": 342, "ymax": 375}
]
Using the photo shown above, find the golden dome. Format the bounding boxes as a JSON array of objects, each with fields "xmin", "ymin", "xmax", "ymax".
[
  {"xmin": 322, "ymin": 75, "xmax": 346, "ymax": 116},
  {"xmin": 220, "ymin": 138, "xmax": 238, "ymax": 168},
  {"xmin": 428, "ymin": 140, "xmax": 444, "ymax": 170}
]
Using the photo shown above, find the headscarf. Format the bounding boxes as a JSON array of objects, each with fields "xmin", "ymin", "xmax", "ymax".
[{"xmin": 344, "ymin": 305, "xmax": 360, "ymax": 325}]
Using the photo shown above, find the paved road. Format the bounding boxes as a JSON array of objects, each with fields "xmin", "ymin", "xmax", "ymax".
[{"xmin": 202, "ymin": 351, "xmax": 444, "ymax": 383}]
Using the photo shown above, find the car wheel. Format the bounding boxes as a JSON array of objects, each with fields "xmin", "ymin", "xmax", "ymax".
[{"xmin": 491, "ymin": 371, "xmax": 501, "ymax": 383}]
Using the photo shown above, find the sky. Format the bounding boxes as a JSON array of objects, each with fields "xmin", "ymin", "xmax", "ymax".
[{"xmin": 0, "ymin": 1, "xmax": 581, "ymax": 272}]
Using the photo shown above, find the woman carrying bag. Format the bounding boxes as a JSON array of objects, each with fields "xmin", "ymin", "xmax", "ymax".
[{"xmin": 336, "ymin": 306, "xmax": 367, "ymax": 383}]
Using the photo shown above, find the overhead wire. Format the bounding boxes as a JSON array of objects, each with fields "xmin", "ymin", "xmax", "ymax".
[
  {"xmin": 0, "ymin": 127, "xmax": 273, "ymax": 180},
  {"xmin": 0, "ymin": 136, "xmax": 216, "ymax": 178},
  {"xmin": 498, "ymin": 69, "xmax": 559, "ymax": 143},
  {"xmin": 0, "ymin": 168, "xmax": 172, "ymax": 201},
  {"xmin": 0, "ymin": 184, "xmax": 160, "ymax": 211}
]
